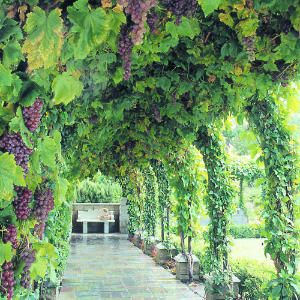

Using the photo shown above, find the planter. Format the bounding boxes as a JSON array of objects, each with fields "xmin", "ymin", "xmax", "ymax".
[
  {"xmin": 44, "ymin": 286, "xmax": 59, "ymax": 300},
  {"xmin": 154, "ymin": 242, "xmax": 178, "ymax": 264},
  {"xmin": 40, "ymin": 281, "xmax": 60, "ymax": 300},
  {"xmin": 132, "ymin": 232, "xmax": 143, "ymax": 248},
  {"xmin": 205, "ymin": 274, "xmax": 240, "ymax": 300},
  {"xmin": 143, "ymin": 236, "xmax": 157, "ymax": 256},
  {"xmin": 174, "ymin": 253, "xmax": 199, "ymax": 282}
]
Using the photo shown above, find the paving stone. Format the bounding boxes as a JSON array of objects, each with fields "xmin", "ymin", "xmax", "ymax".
[{"xmin": 59, "ymin": 234, "xmax": 205, "ymax": 300}]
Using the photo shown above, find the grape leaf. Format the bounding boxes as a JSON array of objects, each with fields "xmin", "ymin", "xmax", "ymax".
[
  {"xmin": 219, "ymin": 13, "xmax": 234, "ymax": 28},
  {"xmin": 38, "ymin": 136, "xmax": 59, "ymax": 169},
  {"xmin": 0, "ymin": 153, "xmax": 25, "ymax": 201},
  {"xmin": 9, "ymin": 107, "xmax": 33, "ymax": 148},
  {"xmin": 0, "ymin": 65, "xmax": 22, "ymax": 103},
  {"xmin": 0, "ymin": 243, "xmax": 14, "ymax": 266},
  {"xmin": 22, "ymin": 7, "xmax": 63, "ymax": 70},
  {"xmin": 54, "ymin": 177, "xmax": 69, "ymax": 205},
  {"xmin": 0, "ymin": 63, "xmax": 12, "ymax": 86},
  {"xmin": 67, "ymin": 0, "xmax": 111, "ymax": 59},
  {"xmin": 236, "ymin": 17, "xmax": 259, "ymax": 37},
  {"xmin": 0, "ymin": 11, "xmax": 23, "ymax": 43},
  {"xmin": 30, "ymin": 257, "xmax": 48, "ymax": 279},
  {"xmin": 52, "ymin": 72, "xmax": 83, "ymax": 105},
  {"xmin": 3, "ymin": 40, "xmax": 24, "ymax": 67},
  {"xmin": 198, "ymin": 0, "xmax": 222, "ymax": 16},
  {"xmin": 291, "ymin": 7, "xmax": 300, "ymax": 32},
  {"xmin": 166, "ymin": 17, "xmax": 200, "ymax": 39}
]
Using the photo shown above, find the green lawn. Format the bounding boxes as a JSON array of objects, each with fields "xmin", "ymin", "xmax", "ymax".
[{"xmin": 230, "ymin": 238, "xmax": 273, "ymax": 266}]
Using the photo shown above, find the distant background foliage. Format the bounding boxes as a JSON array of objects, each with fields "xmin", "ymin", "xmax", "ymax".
[{"xmin": 76, "ymin": 172, "xmax": 123, "ymax": 203}]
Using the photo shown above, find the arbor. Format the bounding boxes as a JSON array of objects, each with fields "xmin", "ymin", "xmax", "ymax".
[{"xmin": 0, "ymin": 0, "xmax": 299, "ymax": 298}]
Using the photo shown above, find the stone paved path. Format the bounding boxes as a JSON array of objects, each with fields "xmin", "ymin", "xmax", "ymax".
[{"xmin": 59, "ymin": 234, "xmax": 205, "ymax": 300}]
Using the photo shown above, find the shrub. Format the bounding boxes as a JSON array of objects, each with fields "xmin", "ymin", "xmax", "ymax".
[
  {"xmin": 76, "ymin": 173, "xmax": 122, "ymax": 203},
  {"xmin": 229, "ymin": 224, "xmax": 266, "ymax": 239},
  {"xmin": 231, "ymin": 259, "xmax": 275, "ymax": 300}
]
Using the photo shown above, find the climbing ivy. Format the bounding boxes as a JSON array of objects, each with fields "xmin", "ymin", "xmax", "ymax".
[
  {"xmin": 142, "ymin": 165, "xmax": 158, "ymax": 238},
  {"xmin": 119, "ymin": 170, "xmax": 145, "ymax": 236},
  {"xmin": 151, "ymin": 160, "xmax": 171, "ymax": 242},
  {"xmin": 247, "ymin": 97, "xmax": 300, "ymax": 299},
  {"xmin": 196, "ymin": 127, "xmax": 235, "ymax": 287},
  {"xmin": 168, "ymin": 146, "xmax": 206, "ymax": 279}
]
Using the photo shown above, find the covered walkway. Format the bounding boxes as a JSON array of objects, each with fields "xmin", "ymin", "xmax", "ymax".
[{"xmin": 59, "ymin": 234, "xmax": 205, "ymax": 300}]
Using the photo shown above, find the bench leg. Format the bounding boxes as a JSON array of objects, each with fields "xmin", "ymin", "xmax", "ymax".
[
  {"xmin": 83, "ymin": 222, "xmax": 88, "ymax": 234},
  {"xmin": 104, "ymin": 222, "xmax": 109, "ymax": 234}
]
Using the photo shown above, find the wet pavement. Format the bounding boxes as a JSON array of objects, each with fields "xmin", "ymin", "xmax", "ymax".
[{"xmin": 58, "ymin": 234, "xmax": 205, "ymax": 300}]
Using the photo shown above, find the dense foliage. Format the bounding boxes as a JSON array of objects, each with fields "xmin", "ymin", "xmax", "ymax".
[
  {"xmin": 76, "ymin": 173, "xmax": 122, "ymax": 203},
  {"xmin": 0, "ymin": 0, "xmax": 299, "ymax": 298}
]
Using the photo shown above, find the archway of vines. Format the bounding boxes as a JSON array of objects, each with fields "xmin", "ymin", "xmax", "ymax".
[{"xmin": 0, "ymin": 0, "xmax": 299, "ymax": 299}]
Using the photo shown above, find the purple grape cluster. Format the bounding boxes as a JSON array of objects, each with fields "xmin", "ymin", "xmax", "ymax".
[
  {"xmin": 118, "ymin": 25, "xmax": 133, "ymax": 80},
  {"xmin": 0, "ymin": 261, "xmax": 15, "ymax": 300},
  {"xmin": 242, "ymin": 36, "xmax": 256, "ymax": 62},
  {"xmin": 3, "ymin": 225, "xmax": 18, "ymax": 249},
  {"xmin": 13, "ymin": 187, "xmax": 32, "ymax": 220},
  {"xmin": 33, "ymin": 188, "xmax": 54, "ymax": 222},
  {"xmin": 118, "ymin": 0, "xmax": 157, "ymax": 44},
  {"xmin": 162, "ymin": 0, "xmax": 197, "ymax": 23},
  {"xmin": 34, "ymin": 222, "xmax": 45, "ymax": 240},
  {"xmin": 22, "ymin": 98, "xmax": 43, "ymax": 132},
  {"xmin": 20, "ymin": 244, "xmax": 35, "ymax": 289},
  {"xmin": 147, "ymin": 11, "xmax": 159, "ymax": 33},
  {"xmin": 0, "ymin": 133, "xmax": 33, "ymax": 173}
]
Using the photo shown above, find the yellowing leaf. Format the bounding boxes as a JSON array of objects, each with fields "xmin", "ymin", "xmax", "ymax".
[
  {"xmin": 234, "ymin": 65, "xmax": 243, "ymax": 76},
  {"xmin": 219, "ymin": 13, "xmax": 234, "ymax": 28},
  {"xmin": 22, "ymin": 7, "xmax": 63, "ymax": 70},
  {"xmin": 52, "ymin": 72, "xmax": 83, "ymax": 105},
  {"xmin": 236, "ymin": 17, "xmax": 259, "ymax": 37},
  {"xmin": 0, "ymin": 153, "xmax": 25, "ymax": 201}
]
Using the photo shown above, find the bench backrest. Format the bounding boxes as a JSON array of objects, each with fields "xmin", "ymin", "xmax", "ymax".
[
  {"xmin": 78, "ymin": 209, "xmax": 113, "ymax": 220},
  {"xmin": 78, "ymin": 210, "xmax": 100, "ymax": 220}
]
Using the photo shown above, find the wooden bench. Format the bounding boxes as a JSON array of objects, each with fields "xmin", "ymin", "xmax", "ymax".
[{"xmin": 77, "ymin": 210, "xmax": 115, "ymax": 234}]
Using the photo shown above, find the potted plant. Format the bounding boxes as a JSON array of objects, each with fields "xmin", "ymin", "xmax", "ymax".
[
  {"xmin": 154, "ymin": 240, "xmax": 178, "ymax": 264},
  {"xmin": 204, "ymin": 272, "xmax": 240, "ymax": 300}
]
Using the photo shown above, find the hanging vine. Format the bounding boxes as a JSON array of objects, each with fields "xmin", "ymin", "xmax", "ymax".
[{"xmin": 246, "ymin": 96, "xmax": 299, "ymax": 299}]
